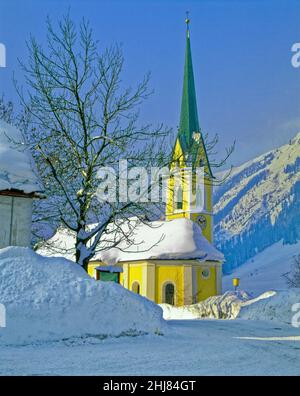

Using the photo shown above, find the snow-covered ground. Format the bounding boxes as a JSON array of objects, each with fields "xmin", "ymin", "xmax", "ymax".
[
  {"xmin": 160, "ymin": 291, "xmax": 279, "ymax": 321},
  {"xmin": 160, "ymin": 291, "xmax": 250, "ymax": 320},
  {"xmin": 239, "ymin": 289, "xmax": 300, "ymax": 324},
  {"xmin": 0, "ymin": 319, "xmax": 300, "ymax": 375},
  {"xmin": 1, "ymin": 245, "xmax": 300, "ymax": 375},
  {"xmin": 223, "ymin": 240, "xmax": 300, "ymax": 296}
]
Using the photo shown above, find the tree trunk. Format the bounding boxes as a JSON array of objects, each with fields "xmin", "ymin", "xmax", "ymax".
[{"xmin": 82, "ymin": 258, "xmax": 89, "ymax": 273}]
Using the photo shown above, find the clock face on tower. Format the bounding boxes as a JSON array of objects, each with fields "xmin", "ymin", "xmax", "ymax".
[{"xmin": 197, "ymin": 214, "xmax": 207, "ymax": 230}]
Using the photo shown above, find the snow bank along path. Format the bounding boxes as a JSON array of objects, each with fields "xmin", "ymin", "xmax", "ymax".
[
  {"xmin": 160, "ymin": 291, "xmax": 249, "ymax": 320},
  {"xmin": 0, "ymin": 247, "xmax": 165, "ymax": 345},
  {"xmin": 160, "ymin": 289, "xmax": 300, "ymax": 327},
  {"xmin": 239, "ymin": 289, "xmax": 300, "ymax": 325}
]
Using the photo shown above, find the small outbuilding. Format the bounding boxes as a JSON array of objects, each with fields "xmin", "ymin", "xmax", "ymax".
[
  {"xmin": 0, "ymin": 120, "xmax": 42, "ymax": 248},
  {"xmin": 95, "ymin": 266, "xmax": 123, "ymax": 283}
]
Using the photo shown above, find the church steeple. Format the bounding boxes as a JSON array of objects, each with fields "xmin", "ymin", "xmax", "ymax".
[
  {"xmin": 177, "ymin": 16, "xmax": 213, "ymax": 177},
  {"xmin": 178, "ymin": 14, "xmax": 200, "ymax": 150},
  {"xmin": 166, "ymin": 15, "xmax": 214, "ymax": 243}
]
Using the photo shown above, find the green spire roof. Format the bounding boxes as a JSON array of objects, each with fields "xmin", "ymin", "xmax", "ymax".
[
  {"xmin": 178, "ymin": 26, "xmax": 200, "ymax": 148},
  {"xmin": 176, "ymin": 21, "xmax": 213, "ymax": 177}
]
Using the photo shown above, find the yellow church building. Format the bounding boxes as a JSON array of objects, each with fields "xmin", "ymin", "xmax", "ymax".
[
  {"xmin": 40, "ymin": 19, "xmax": 224, "ymax": 307},
  {"xmin": 86, "ymin": 20, "xmax": 224, "ymax": 306}
]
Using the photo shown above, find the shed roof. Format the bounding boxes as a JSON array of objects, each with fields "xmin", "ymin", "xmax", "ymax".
[{"xmin": 95, "ymin": 266, "xmax": 123, "ymax": 273}]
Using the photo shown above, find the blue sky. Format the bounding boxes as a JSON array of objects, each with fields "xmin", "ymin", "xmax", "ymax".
[{"xmin": 0, "ymin": 0, "xmax": 300, "ymax": 167}]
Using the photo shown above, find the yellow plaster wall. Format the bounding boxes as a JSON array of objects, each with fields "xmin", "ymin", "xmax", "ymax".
[
  {"xmin": 166, "ymin": 139, "xmax": 191, "ymax": 217},
  {"xmin": 87, "ymin": 262, "xmax": 99, "ymax": 279},
  {"xmin": 202, "ymin": 180, "xmax": 213, "ymax": 212},
  {"xmin": 190, "ymin": 212, "xmax": 213, "ymax": 242},
  {"xmin": 87, "ymin": 259, "xmax": 220, "ymax": 307},
  {"xmin": 165, "ymin": 138, "xmax": 214, "ymax": 243},
  {"xmin": 119, "ymin": 271, "xmax": 124, "ymax": 285},
  {"xmin": 155, "ymin": 264, "xmax": 185, "ymax": 306},
  {"xmin": 127, "ymin": 263, "xmax": 144, "ymax": 295},
  {"xmin": 195, "ymin": 265, "xmax": 217, "ymax": 302}
]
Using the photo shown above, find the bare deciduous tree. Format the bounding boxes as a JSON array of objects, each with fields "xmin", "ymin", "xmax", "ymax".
[
  {"xmin": 0, "ymin": 95, "xmax": 14, "ymax": 124},
  {"xmin": 284, "ymin": 254, "xmax": 300, "ymax": 288},
  {"xmin": 16, "ymin": 15, "xmax": 171, "ymax": 270},
  {"xmin": 12, "ymin": 14, "xmax": 233, "ymax": 271}
]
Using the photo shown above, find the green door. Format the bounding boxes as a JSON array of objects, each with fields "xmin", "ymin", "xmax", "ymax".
[{"xmin": 99, "ymin": 272, "xmax": 119, "ymax": 283}]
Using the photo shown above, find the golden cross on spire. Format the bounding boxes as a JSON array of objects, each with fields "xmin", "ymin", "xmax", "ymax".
[{"xmin": 185, "ymin": 11, "xmax": 190, "ymax": 27}]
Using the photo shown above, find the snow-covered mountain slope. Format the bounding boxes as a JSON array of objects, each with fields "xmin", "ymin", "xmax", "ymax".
[
  {"xmin": 214, "ymin": 132, "xmax": 300, "ymax": 274},
  {"xmin": 223, "ymin": 240, "xmax": 300, "ymax": 296}
]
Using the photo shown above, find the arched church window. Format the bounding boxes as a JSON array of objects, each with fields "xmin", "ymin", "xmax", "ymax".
[
  {"xmin": 164, "ymin": 283, "xmax": 175, "ymax": 305},
  {"xmin": 132, "ymin": 281, "xmax": 140, "ymax": 294}
]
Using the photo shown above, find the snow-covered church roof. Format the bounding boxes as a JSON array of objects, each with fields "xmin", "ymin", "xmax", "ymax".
[
  {"xmin": 38, "ymin": 218, "xmax": 224, "ymax": 265},
  {"xmin": 98, "ymin": 218, "xmax": 224, "ymax": 264},
  {"xmin": 0, "ymin": 120, "xmax": 42, "ymax": 194}
]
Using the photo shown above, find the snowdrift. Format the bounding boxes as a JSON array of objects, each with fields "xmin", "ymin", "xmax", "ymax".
[
  {"xmin": 160, "ymin": 291, "xmax": 250, "ymax": 320},
  {"xmin": 239, "ymin": 289, "xmax": 300, "ymax": 325},
  {"xmin": 161, "ymin": 289, "xmax": 299, "ymax": 326},
  {"xmin": 0, "ymin": 247, "xmax": 165, "ymax": 345}
]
